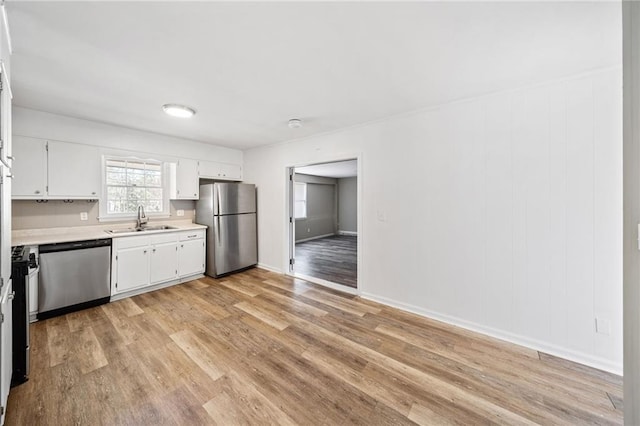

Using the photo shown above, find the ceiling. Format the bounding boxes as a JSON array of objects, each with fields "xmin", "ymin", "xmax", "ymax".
[
  {"xmin": 296, "ymin": 160, "xmax": 357, "ymax": 179},
  {"xmin": 6, "ymin": 2, "xmax": 621, "ymax": 151}
]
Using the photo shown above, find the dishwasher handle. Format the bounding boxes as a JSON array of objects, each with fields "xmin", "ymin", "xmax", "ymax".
[{"xmin": 39, "ymin": 238, "xmax": 112, "ymax": 254}]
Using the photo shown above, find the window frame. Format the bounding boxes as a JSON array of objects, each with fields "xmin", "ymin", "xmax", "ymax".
[
  {"xmin": 99, "ymin": 155, "xmax": 170, "ymax": 221},
  {"xmin": 294, "ymin": 181, "xmax": 307, "ymax": 219}
]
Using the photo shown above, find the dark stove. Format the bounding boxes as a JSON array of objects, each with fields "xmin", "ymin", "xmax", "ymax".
[{"xmin": 10, "ymin": 245, "xmax": 32, "ymax": 386}]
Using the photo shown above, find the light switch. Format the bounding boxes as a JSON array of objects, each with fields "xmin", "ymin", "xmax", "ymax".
[{"xmin": 80, "ymin": 212, "xmax": 88, "ymax": 221}]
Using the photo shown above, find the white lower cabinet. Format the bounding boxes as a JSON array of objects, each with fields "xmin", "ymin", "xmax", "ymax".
[
  {"xmin": 178, "ymin": 238, "xmax": 205, "ymax": 277},
  {"xmin": 149, "ymin": 237, "xmax": 178, "ymax": 285},
  {"xmin": 112, "ymin": 229, "xmax": 204, "ymax": 296}
]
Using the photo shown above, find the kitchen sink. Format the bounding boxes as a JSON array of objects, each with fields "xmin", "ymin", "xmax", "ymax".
[
  {"xmin": 142, "ymin": 225, "xmax": 177, "ymax": 231},
  {"xmin": 105, "ymin": 225, "xmax": 177, "ymax": 234}
]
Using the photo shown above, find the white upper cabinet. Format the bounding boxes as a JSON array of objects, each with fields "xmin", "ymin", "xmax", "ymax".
[
  {"xmin": 12, "ymin": 138, "xmax": 100, "ymax": 199},
  {"xmin": 12, "ymin": 136, "xmax": 47, "ymax": 198},
  {"xmin": 170, "ymin": 158, "xmax": 199, "ymax": 200},
  {"xmin": 198, "ymin": 160, "xmax": 242, "ymax": 181},
  {"xmin": 47, "ymin": 141, "xmax": 100, "ymax": 198}
]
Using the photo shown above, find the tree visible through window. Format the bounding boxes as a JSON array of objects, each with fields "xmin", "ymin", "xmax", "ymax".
[
  {"xmin": 105, "ymin": 158, "xmax": 165, "ymax": 215},
  {"xmin": 294, "ymin": 182, "xmax": 307, "ymax": 219}
]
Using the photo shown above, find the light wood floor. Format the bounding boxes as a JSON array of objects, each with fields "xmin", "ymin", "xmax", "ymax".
[
  {"xmin": 295, "ymin": 235, "xmax": 357, "ymax": 288},
  {"xmin": 7, "ymin": 268, "xmax": 622, "ymax": 425}
]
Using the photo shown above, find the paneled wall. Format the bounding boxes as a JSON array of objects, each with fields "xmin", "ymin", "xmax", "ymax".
[{"xmin": 244, "ymin": 68, "xmax": 623, "ymax": 373}]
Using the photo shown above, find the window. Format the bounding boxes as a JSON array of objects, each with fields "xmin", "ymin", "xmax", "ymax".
[
  {"xmin": 294, "ymin": 182, "xmax": 307, "ymax": 219},
  {"xmin": 103, "ymin": 157, "xmax": 168, "ymax": 218}
]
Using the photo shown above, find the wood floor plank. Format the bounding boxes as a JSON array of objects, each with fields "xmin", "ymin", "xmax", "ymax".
[
  {"xmin": 301, "ymin": 287, "xmax": 380, "ymax": 316},
  {"xmin": 203, "ymin": 372, "xmax": 297, "ymax": 426},
  {"xmin": 45, "ymin": 315, "xmax": 73, "ymax": 367},
  {"xmin": 170, "ymin": 330, "xmax": 226, "ymax": 381},
  {"xmin": 409, "ymin": 403, "xmax": 458, "ymax": 426},
  {"xmin": 6, "ymin": 268, "xmax": 623, "ymax": 425},
  {"xmin": 75, "ymin": 326, "xmax": 108, "ymax": 375},
  {"xmin": 234, "ymin": 301, "xmax": 290, "ymax": 331}
]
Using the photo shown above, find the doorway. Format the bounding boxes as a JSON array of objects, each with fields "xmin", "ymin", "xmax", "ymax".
[{"xmin": 287, "ymin": 159, "xmax": 358, "ymax": 291}]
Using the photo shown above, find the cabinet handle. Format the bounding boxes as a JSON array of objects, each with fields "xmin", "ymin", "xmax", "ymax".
[
  {"xmin": 143, "ymin": 250, "xmax": 147, "ymax": 254},
  {"xmin": 152, "ymin": 248, "xmax": 156, "ymax": 253},
  {"xmin": 34, "ymin": 190, "xmax": 40, "ymax": 194},
  {"xmin": 91, "ymin": 191, "xmax": 96, "ymax": 195},
  {"xmin": 193, "ymin": 193, "xmax": 197, "ymax": 197},
  {"xmin": 7, "ymin": 155, "xmax": 14, "ymax": 160},
  {"xmin": 181, "ymin": 244, "xmax": 184, "ymax": 248},
  {"xmin": 7, "ymin": 291, "xmax": 15, "ymax": 300},
  {"xmin": 187, "ymin": 234, "xmax": 197, "ymax": 239}
]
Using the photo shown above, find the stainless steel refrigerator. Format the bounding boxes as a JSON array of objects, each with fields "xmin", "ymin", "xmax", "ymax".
[{"xmin": 196, "ymin": 183, "xmax": 258, "ymax": 277}]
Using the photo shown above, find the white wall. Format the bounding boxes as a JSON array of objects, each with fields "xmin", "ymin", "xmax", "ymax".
[
  {"xmin": 294, "ymin": 173, "xmax": 337, "ymax": 241},
  {"xmin": 623, "ymin": 2, "xmax": 640, "ymax": 421},
  {"xmin": 338, "ymin": 177, "xmax": 357, "ymax": 234},
  {"xmin": 244, "ymin": 67, "xmax": 623, "ymax": 374},
  {"xmin": 13, "ymin": 107, "xmax": 242, "ymax": 165}
]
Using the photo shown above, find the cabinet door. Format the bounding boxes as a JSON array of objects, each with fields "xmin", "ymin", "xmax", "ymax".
[
  {"xmin": 0, "ymin": 279, "xmax": 12, "ymax": 424},
  {"xmin": 220, "ymin": 163, "xmax": 242, "ymax": 181},
  {"xmin": 198, "ymin": 160, "xmax": 241, "ymax": 181},
  {"xmin": 198, "ymin": 160, "xmax": 221, "ymax": 179},
  {"xmin": 47, "ymin": 141, "xmax": 100, "ymax": 198},
  {"xmin": 149, "ymin": 242, "xmax": 178, "ymax": 284},
  {"xmin": 115, "ymin": 246, "xmax": 149, "ymax": 293},
  {"xmin": 174, "ymin": 158, "xmax": 199, "ymax": 199},
  {"xmin": 11, "ymin": 136, "xmax": 47, "ymax": 198},
  {"xmin": 178, "ymin": 239, "xmax": 205, "ymax": 277}
]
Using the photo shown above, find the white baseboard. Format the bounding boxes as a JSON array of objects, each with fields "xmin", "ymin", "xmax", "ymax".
[
  {"xmin": 360, "ymin": 292, "xmax": 622, "ymax": 376},
  {"xmin": 257, "ymin": 263, "xmax": 282, "ymax": 274},
  {"xmin": 295, "ymin": 233, "xmax": 336, "ymax": 243},
  {"xmin": 338, "ymin": 230, "xmax": 357, "ymax": 236}
]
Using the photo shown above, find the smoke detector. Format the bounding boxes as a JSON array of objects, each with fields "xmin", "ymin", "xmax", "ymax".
[{"xmin": 288, "ymin": 118, "xmax": 302, "ymax": 129}]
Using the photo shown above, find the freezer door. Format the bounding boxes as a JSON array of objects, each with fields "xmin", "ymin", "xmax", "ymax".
[
  {"xmin": 214, "ymin": 183, "xmax": 256, "ymax": 215},
  {"xmin": 209, "ymin": 213, "xmax": 257, "ymax": 276}
]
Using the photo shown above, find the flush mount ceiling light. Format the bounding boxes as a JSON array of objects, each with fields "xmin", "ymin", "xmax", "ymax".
[
  {"xmin": 162, "ymin": 104, "xmax": 196, "ymax": 118},
  {"xmin": 288, "ymin": 118, "xmax": 302, "ymax": 129}
]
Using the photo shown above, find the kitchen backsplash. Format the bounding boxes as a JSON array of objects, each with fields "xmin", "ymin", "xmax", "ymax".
[{"xmin": 12, "ymin": 200, "xmax": 196, "ymax": 230}]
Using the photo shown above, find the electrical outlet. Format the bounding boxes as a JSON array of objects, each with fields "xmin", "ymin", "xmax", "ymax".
[
  {"xmin": 307, "ymin": 228, "xmax": 311, "ymax": 233},
  {"xmin": 595, "ymin": 318, "xmax": 611, "ymax": 335},
  {"xmin": 80, "ymin": 212, "xmax": 88, "ymax": 221},
  {"xmin": 177, "ymin": 209, "xmax": 185, "ymax": 217}
]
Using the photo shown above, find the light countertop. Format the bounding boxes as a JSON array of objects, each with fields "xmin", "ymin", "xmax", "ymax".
[{"xmin": 12, "ymin": 220, "xmax": 207, "ymax": 246}]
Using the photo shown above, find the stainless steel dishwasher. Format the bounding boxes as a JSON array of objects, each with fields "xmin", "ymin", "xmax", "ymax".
[{"xmin": 38, "ymin": 239, "xmax": 111, "ymax": 320}]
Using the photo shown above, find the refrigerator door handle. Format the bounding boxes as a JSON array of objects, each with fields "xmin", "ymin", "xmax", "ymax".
[
  {"xmin": 216, "ymin": 214, "xmax": 221, "ymax": 246},
  {"xmin": 217, "ymin": 185, "xmax": 222, "ymax": 216}
]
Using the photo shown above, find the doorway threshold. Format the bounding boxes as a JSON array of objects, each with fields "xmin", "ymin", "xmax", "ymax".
[{"xmin": 290, "ymin": 272, "xmax": 358, "ymax": 295}]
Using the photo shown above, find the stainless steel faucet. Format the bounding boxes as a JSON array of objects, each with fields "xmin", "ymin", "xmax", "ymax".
[{"xmin": 136, "ymin": 205, "xmax": 148, "ymax": 229}]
